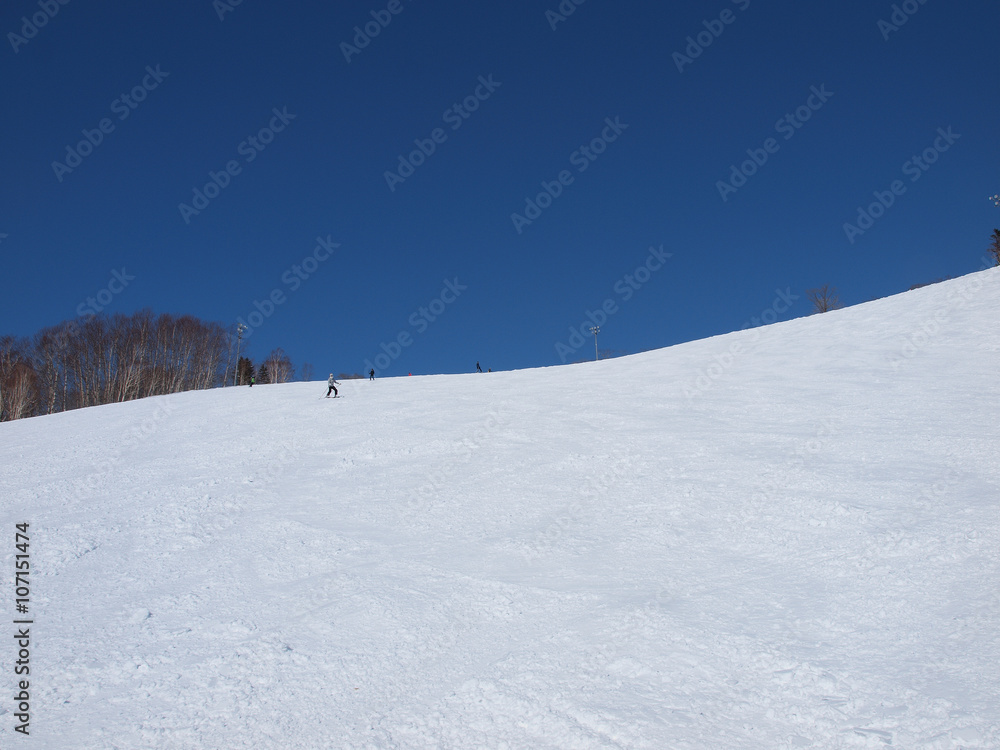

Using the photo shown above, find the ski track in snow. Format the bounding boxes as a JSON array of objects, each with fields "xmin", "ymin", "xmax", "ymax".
[{"xmin": 1, "ymin": 269, "xmax": 998, "ymax": 748}]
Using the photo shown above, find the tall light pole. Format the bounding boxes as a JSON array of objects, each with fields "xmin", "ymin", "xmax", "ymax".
[
  {"xmin": 234, "ymin": 322, "xmax": 247, "ymax": 386},
  {"xmin": 590, "ymin": 326, "xmax": 600, "ymax": 361}
]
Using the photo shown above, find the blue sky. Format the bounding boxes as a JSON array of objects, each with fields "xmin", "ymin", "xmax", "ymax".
[{"xmin": 2, "ymin": 0, "xmax": 998, "ymax": 378}]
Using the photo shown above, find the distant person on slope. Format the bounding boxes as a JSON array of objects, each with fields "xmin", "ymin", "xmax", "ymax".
[
  {"xmin": 369, "ymin": 368, "xmax": 375, "ymax": 381},
  {"xmin": 326, "ymin": 373, "xmax": 340, "ymax": 398},
  {"xmin": 249, "ymin": 375, "xmax": 255, "ymax": 387},
  {"xmin": 476, "ymin": 361, "xmax": 482, "ymax": 373}
]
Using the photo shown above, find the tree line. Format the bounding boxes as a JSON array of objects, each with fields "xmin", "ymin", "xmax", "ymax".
[{"xmin": 0, "ymin": 310, "xmax": 298, "ymax": 422}]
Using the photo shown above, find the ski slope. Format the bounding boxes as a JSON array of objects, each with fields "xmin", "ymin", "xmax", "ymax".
[{"xmin": 2, "ymin": 269, "xmax": 999, "ymax": 749}]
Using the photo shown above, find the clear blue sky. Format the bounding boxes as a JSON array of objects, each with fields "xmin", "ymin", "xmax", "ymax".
[{"xmin": 2, "ymin": 0, "xmax": 998, "ymax": 378}]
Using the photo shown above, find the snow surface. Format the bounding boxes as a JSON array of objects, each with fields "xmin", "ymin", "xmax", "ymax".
[{"xmin": 2, "ymin": 269, "xmax": 999, "ymax": 749}]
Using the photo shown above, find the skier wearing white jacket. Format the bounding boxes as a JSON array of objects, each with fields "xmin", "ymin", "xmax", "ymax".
[{"xmin": 326, "ymin": 374, "xmax": 340, "ymax": 398}]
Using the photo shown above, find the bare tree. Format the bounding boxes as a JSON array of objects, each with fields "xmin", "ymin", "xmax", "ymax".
[
  {"xmin": 806, "ymin": 285, "xmax": 842, "ymax": 313},
  {"xmin": 1, "ymin": 310, "xmax": 284, "ymax": 420},
  {"xmin": 32, "ymin": 327, "xmax": 66, "ymax": 414},
  {"xmin": 262, "ymin": 348, "xmax": 294, "ymax": 384},
  {"xmin": 4, "ymin": 362, "xmax": 38, "ymax": 421},
  {"xmin": 0, "ymin": 337, "xmax": 38, "ymax": 421}
]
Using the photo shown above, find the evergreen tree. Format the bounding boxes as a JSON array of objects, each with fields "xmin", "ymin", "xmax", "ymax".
[
  {"xmin": 236, "ymin": 356, "xmax": 255, "ymax": 386},
  {"xmin": 989, "ymin": 228, "xmax": 1000, "ymax": 267}
]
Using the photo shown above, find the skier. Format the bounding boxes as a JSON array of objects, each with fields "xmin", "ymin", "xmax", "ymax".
[
  {"xmin": 369, "ymin": 368, "xmax": 375, "ymax": 381},
  {"xmin": 249, "ymin": 374, "xmax": 255, "ymax": 387},
  {"xmin": 326, "ymin": 373, "xmax": 340, "ymax": 398},
  {"xmin": 476, "ymin": 361, "xmax": 482, "ymax": 373}
]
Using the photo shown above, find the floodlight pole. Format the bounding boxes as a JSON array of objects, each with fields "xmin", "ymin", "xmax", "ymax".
[
  {"xmin": 234, "ymin": 322, "xmax": 247, "ymax": 386},
  {"xmin": 590, "ymin": 326, "xmax": 600, "ymax": 361}
]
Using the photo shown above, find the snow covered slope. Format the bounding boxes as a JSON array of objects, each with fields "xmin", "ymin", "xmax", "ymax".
[{"xmin": 2, "ymin": 269, "xmax": 999, "ymax": 749}]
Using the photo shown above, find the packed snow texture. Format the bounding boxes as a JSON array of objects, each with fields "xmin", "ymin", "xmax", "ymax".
[{"xmin": 2, "ymin": 269, "xmax": 998, "ymax": 749}]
